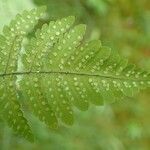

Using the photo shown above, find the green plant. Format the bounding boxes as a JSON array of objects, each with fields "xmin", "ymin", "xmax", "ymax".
[{"xmin": 0, "ymin": 6, "xmax": 149, "ymax": 141}]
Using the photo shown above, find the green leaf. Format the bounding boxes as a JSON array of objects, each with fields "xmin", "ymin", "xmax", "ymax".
[
  {"xmin": 0, "ymin": 6, "xmax": 46, "ymax": 141},
  {"xmin": 0, "ymin": 7, "xmax": 149, "ymax": 141}
]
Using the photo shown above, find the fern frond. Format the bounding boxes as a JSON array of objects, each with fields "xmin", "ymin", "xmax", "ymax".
[
  {"xmin": 0, "ymin": 7, "xmax": 46, "ymax": 141},
  {"xmin": 0, "ymin": 7, "xmax": 149, "ymax": 141}
]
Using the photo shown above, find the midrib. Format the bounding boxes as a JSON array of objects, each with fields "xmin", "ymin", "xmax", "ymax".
[{"xmin": 0, "ymin": 70, "xmax": 149, "ymax": 82}]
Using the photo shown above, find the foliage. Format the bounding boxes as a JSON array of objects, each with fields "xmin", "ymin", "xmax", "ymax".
[
  {"xmin": 0, "ymin": 0, "xmax": 35, "ymax": 32},
  {"xmin": 0, "ymin": 6, "xmax": 149, "ymax": 142}
]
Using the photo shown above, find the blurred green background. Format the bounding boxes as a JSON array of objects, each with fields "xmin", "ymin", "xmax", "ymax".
[{"xmin": 0, "ymin": 0, "xmax": 150, "ymax": 150}]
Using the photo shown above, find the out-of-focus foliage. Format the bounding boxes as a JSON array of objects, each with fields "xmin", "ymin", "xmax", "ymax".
[{"xmin": 0, "ymin": 0, "xmax": 150, "ymax": 150}]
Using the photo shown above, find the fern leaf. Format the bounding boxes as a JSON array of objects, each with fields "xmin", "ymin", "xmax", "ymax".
[
  {"xmin": 21, "ymin": 16, "xmax": 76, "ymax": 127},
  {"xmin": 0, "ymin": 7, "xmax": 46, "ymax": 141},
  {"xmin": 21, "ymin": 14, "xmax": 150, "ymax": 125},
  {"xmin": 0, "ymin": 7, "xmax": 149, "ymax": 141}
]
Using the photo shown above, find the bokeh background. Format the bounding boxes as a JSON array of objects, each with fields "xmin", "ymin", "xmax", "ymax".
[{"xmin": 0, "ymin": 0, "xmax": 150, "ymax": 150}]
